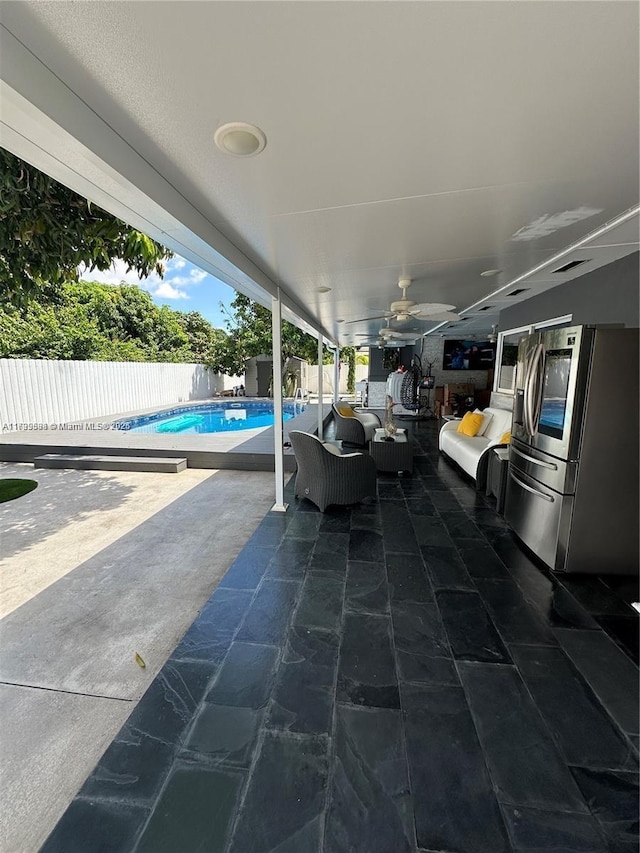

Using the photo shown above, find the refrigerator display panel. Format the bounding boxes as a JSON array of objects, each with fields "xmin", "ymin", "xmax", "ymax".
[{"xmin": 538, "ymin": 348, "xmax": 572, "ymax": 440}]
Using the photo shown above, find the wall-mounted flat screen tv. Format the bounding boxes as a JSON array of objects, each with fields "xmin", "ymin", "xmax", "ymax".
[{"xmin": 442, "ymin": 339, "xmax": 496, "ymax": 370}]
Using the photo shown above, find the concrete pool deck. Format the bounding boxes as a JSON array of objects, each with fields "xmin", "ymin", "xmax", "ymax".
[
  {"xmin": 0, "ymin": 399, "xmax": 333, "ymax": 471},
  {"xmin": 0, "ymin": 461, "xmax": 280, "ymax": 852}
]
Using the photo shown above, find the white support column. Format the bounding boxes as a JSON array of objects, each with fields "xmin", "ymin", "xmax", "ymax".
[
  {"xmin": 271, "ymin": 289, "xmax": 287, "ymax": 512},
  {"xmin": 317, "ymin": 334, "xmax": 324, "ymax": 440},
  {"xmin": 333, "ymin": 347, "xmax": 340, "ymax": 404}
]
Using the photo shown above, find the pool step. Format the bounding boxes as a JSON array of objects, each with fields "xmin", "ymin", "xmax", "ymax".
[{"xmin": 33, "ymin": 454, "xmax": 187, "ymax": 473}]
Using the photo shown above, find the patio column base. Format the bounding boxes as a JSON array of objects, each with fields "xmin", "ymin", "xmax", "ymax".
[{"xmin": 270, "ymin": 502, "xmax": 289, "ymax": 513}]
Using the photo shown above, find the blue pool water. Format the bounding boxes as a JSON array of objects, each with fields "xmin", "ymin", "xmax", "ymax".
[{"xmin": 115, "ymin": 401, "xmax": 306, "ymax": 434}]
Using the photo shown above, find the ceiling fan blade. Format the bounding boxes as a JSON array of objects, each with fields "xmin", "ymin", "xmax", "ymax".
[
  {"xmin": 418, "ymin": 311, "xmax": 461, "ymax": 322},
  {"xmin": 342, "ymin": 313, "xmax": 391, "ymax": 325},
  {"xmin": 408, "ymin": 302, "xmax": 457, "ymax": 316}
]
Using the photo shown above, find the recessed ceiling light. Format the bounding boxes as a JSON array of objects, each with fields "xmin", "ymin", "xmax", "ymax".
[
  {"xmin": 214, "ymin": 122, "xmax": 267, "ymax": 157},
  {"xmin": 480, "ymin": 269, "xmax": 502, "ymax": 277},
  {"xmin": 315, "ymin": 286, "xmax": 332, "ymax": 293}
]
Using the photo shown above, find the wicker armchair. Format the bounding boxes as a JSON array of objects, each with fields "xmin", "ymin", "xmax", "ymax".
[
  {"xmin": 331, "ymin": 403, "xmax": 381, "ymax": 446},
  {"xmin": 289, "ymin": 431, "xmax": 377, "ymax": 512}
]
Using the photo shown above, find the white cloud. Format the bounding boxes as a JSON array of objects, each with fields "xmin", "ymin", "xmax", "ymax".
[
  {"xmin": 78, "ymin": 259, "xmax": 149, "ymax": 287},
  {"xmin": 167, "ymin": 275, "xmax": 191, "ymax": 287},
  {"xmin": 79, "ymin": 254, "xmax": 211, "ymax": 303},
  {"xmin": 155, "ymin": 281, "xmax": 189, "ymax": 300}
]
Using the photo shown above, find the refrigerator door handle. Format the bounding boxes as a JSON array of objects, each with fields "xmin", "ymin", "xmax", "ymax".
[
  {"xmin": 509, "ymin": 470, "xmax": 555, "ymax": 503},
  {"xmin": 511, "ymin": 446, "xmax": 558, "ymax": 471},
  {"xmin": 523, "ymin": 355, "xmax": 534, "ymax": 434},
  {"xmin": 529, "ymin": 343, "xmax": 546, "ymax": 435}
]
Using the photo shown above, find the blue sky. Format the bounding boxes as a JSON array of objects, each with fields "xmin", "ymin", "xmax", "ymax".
[{"xmin": 79, "ymin": 254, "xmax": 237, "ymax": 329}]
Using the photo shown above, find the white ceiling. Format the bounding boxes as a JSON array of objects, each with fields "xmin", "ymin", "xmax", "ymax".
[{"xmin": 1, "ymin": 1, "xmax": 638, "ymax": 344}]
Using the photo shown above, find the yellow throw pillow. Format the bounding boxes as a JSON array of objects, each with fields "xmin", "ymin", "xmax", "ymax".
[
  {"xmin": 500, "ymin": 431, "xmax": 511, "ymax": 444},
  {"xmin": 457, "ymin": 412, "xmax": 484, "ymax": 437},
  {"xmin": 337, "ymin": 406, "xmax": 355, "ymax": 418}
]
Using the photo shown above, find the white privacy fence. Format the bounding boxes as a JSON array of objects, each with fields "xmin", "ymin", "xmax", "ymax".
[
  {"xmin": 306, "ymin": 363, "xmax": 368, "ymax": 395},
  {"xmin": 0, "ymin": 359, "xmax": 235, "ymax": 427}
]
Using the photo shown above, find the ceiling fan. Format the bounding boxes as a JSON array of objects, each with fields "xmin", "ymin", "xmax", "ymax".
[
  {"xmin": 356, "ymin": 326, "xmax": 418, "ymax": 340},
  {"xmin": 354, "ymin": 320, "xmax": 419, "ymax": 346},
  {"xmin": 355, "ymin": 327, "xmax": 419, "ymax": 348},
  {"xmin": 344, "ymin": 278, "xmax": 461, "ymax": 324},
  {"xmin": 358, "ymin": 336, "xmax": 419, "ymax": 348}
]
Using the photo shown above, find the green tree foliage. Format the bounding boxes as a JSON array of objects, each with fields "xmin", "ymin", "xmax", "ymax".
[
  {"xmin": 341, "ymin": 346, "xmax": 357, "ymax": 394},
  {"xmin": 0, "ymin": 280, "xmax": 230, "ymax": 364},
  {"xmin": 177, "ymin": 311, "xmax": 228, "ymax": 373},
  {"xmin": 219, "ymin": 294, "xmax": 357, "ymax": 391},
  {"xmin": 0, "ymin": 149, "xmax": 172, "ymax": 306},
  {"xmin": 220, "ymin": 294, "xmax": 331, "ymax": 375}
]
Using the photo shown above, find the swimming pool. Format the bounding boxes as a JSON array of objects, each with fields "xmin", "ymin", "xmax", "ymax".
[{"xmin": 115, "ymin": 401, "xmax": 306, "ymax": 434}]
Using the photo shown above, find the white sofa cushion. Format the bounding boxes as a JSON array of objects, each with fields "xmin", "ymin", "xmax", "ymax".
[
  {"xmin": 440, "ymin": 430, "xmax": 491, "ymax": 478},
  {"xmin": 483, "ymin": 408, "xmax": 512, "ymax": 442},
  {"xmin": 439, "ymin": 406, "xmax": 512, "ymax": 481},
  {"xmin": 473, "ymin": 408, "xmax": 493, "ymax": 436}
]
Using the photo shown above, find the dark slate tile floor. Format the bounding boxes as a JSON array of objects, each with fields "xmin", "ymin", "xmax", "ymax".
[{"xmin": 41, "ymin": 420, "xmax": 639, "ymax": 853}]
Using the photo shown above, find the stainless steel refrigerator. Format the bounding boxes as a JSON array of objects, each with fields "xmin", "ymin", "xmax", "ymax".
[{"xmin": 505, "ymin": 324, "xmax": 639, "ymax": 574}]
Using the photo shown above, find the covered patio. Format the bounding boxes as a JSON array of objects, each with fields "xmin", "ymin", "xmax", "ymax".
[
  {"xmin": 1, "ymin": 2, "xmax": 638, "ymax": 851},
  {"xmin": 30, "ymin": 420, "xmax": 638, "ymax": 853}
]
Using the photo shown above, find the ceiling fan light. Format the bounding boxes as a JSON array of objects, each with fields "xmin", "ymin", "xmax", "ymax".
[{"xmin": 390, "ymin": 298, "xmax": 415, "ymax": 314}]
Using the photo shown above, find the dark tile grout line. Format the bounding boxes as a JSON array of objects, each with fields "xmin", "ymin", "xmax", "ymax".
[
  {"xmin": 502, "ymin": 639, "xmax": 640, "ymax": 773},
  {"xmin": 317, "ymin": 526, "xmax": 347, "ymax": 852},
  {"xmin": 392, "ymin": 480, "xmax": 519, "ymax": 849},
  {"xmin": 382, "ymin": 504, "xmax": 422, "ymax": 852},
  {"xmin": 453, "ymin": 648, "xmax": 596, "ymax": 820},
  {"xmin": 416, "ymin": 440, "xmax": 548, "ymax": 847},
  {"xmin": 128, "ymin": 604, "xmax": 261, "ymax": 846},
  {"xmin": 224, "ymin": 516, "xmax": 333, "ymax": 853},
  {"xmin": 451, "ymin": 656, "xmax": 522, "ymax": 852},
  {"xmin": 222, "ymin": 693, "xmax": 279, "ymax": 852}
]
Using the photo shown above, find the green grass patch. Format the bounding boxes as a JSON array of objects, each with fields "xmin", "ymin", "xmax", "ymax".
[{"xmin": 0, "ymin": 479, "xmax": 39, "ymax": 503}]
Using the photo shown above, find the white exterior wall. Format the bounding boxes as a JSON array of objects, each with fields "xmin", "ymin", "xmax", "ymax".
[
  {"xmin": 0, "ymin": 359, "xmax": 239, "ymax": 426},
  {"xmin": 306, "ymin": 363, "xmax": 368, "ymax": 394}
]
